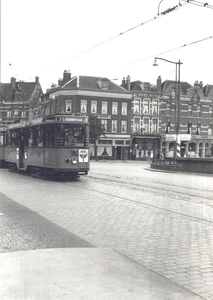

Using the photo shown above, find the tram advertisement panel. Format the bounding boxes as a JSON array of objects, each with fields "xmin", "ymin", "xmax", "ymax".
[{"xmin": 79, "ymin": 149, "xmax": 88, "ymax": 162}]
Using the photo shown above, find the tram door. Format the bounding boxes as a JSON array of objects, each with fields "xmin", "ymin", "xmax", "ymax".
[{"xmin": 19, "ymin": 133, "xmax": 25, "ymax": 168}]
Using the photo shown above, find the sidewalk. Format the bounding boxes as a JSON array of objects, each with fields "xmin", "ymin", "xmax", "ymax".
[{"xmin": 0, "ymin": 248, "xmax": 203, "ymax": 300}]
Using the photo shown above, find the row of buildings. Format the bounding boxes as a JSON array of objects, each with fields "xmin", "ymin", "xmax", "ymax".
[{"xmin": 1, "ymin": 70, "xmax": 213, "ymax": 160}]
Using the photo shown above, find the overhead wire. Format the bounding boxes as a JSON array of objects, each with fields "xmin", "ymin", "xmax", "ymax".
[
  {"xmin": 43, "ymin": 1, "xmax": 186, "ymax": 74},
  {"xmin": 125, "ymin": 35, "xmax": 213, "ymax": 66},
  {"xmin": 182, "ymin": 0, "xmax": 213, "ymax": 9}
]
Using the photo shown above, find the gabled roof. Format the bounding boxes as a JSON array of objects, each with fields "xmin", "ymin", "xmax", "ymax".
[
  {"xmin": 60, "ymin": 75, "xmax": 129, "ymax": 93},
  {"xmin": 129, "ymin": 80, "xmax": 158, "ymax": 93},
  {"xmin": 161, "ymin": 80, "xmax": 192, "ymax": 96},
  {"xmin": 0, "ymin": 81, "xmax": 42, "ymax": 103}
]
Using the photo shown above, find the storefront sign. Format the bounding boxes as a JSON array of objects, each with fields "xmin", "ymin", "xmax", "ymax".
[{"xmin": 165, "ymin": 134, "xmax": 177, "ymax": 141}]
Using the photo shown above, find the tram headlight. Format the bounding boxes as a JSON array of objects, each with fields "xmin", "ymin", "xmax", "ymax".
[{"xmin": 71, "ymin": 157, "xmax": 77, "ymax": 165}]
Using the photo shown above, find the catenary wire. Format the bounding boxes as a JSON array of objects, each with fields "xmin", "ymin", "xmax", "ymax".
[
  {"xmin": 125, "ymin": 35, "xmax": 213, "ymax": 66},
  {"xmin": 182, "ymin": 0, "xmax": 213, "ymax": 9},
  {"xmin": 43, "ymin": 2, "xmax": 186, "ymax": 74}
]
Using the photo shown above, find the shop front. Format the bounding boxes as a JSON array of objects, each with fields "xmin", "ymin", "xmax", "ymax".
[{"xmin": 131, "ymin": 133, "xmax": 161, "ymax": 160}]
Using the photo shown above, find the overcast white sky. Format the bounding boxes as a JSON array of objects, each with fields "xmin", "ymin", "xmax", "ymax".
[{"xmin": 1, "ymin": 0, "xmax": 213, "ymax": 91}]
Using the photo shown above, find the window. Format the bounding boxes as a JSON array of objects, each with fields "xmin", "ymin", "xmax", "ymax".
[
  {"xmin": 101, "ymin": 80, "xmax": 108, "ymax": 89},
  {"xmin": 152, "ymin": 119, "xmax": 158, "ymax": 132},
  {"xmin": 134, "ymin": 99, "xmax": 140, "ymax": 114},
  {"xmin": 7, "ymin": 111, "xmax": 12, "ymax": 117},
  {"xmin": 122, "ymin": 102, "xmax": 127, "ymax": 115},
  {"xmin": 91, "ymin": 100, "xmax": 97, "ymax": 113},
  {"xmin": 143, "ymin": 100, "xmax": 149, "ymax": 114},
  {"xmin": 35, "ymin": 127, "xmax": 43, "ymax": 147},
  {"xmin": 102, "ymin": 101, "xmax": 108, "ymax": 114},
  {"xmin": 101, "ymin": 119, "xmax": 107, "ymax": 131},
  {"xmin": 121, "ymin": 120, "xmax": 127, "ymax": 133},
  {"xmin": 144, "ymin": 118, "xmax": 149, "ymax": 132},
  {"xmin": 208, "ymin": 124, "xmax": 212, "ymax": 136},
  {"xmin": 21, "ymin": 111, "xmax": 26, "ymax": 117},
  {"xmin": 66, "ymin": 99, "xmax": 72, "ymax": 113},
  {"xmin": 112, "ymin": 120, "xmax": 117, "ymax": 132},
  {"xmin": 112, "ymin": 102, "xmax": 118, "ymax": 114},
  {"xmin": 14, "ymin": 109, "xmax": 19, "ymax": 116},
  {"xmin": 81, "ymin": 100, "xmax": 87, "ymax": 113},
  {"xmin": 134, "ymin": 118, "xmax": 140, "ymax": 132},
  {"xmin": 152, "ymin": 100, "xmax": 158, "ymax": 114}
]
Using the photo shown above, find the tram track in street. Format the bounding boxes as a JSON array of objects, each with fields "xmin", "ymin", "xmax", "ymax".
[
  {"xmin": 87, "ymin": 173, "xmax": 213, "ymax": 202},
  {"xmin": 75, "ymin": 174, "xmax": 213, "ymax": 225}
]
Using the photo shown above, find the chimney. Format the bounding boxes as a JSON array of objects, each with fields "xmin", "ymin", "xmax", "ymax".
[
  {"xmin": 121, "ymin": 77, "xmax": 126, "ymax": 88},
  {"xmin": 63, "ymin": 70, "xmax": 71, "ymax": 84},
  {"xmin": 58, "ymin": 78, "xmax": 63, "ymax": 86},
  {"xmin": 156, "ymin": 76, "xmax": 162, "ymax": 92},
  {"xmin": 11, "ymin": 77, "xmax": 16, "ymax": 84},
  {"xmin": 35, "ymin": 76, "xmax": 39, "ymax": 83},
  {"xmin": 126, "ymin": 75, "xmax": 130, "ymax": 91}
]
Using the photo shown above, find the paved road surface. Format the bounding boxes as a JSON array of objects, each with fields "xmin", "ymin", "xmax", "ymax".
[{"xmin": 0, "ymin": 161, "xmax": 212, "ymax": 299}]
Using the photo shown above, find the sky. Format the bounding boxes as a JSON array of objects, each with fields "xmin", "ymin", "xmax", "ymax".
[{"xmin": 1, "ymin": 0, "xmax": 213, "ymax": 91}]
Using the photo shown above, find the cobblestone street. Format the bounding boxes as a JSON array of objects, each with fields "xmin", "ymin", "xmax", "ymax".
[{"xmin": 0, "ymin": 161, "xmax": 212, "ymax": 299}]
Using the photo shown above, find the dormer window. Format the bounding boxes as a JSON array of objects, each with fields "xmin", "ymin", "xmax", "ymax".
[{"xmin": 101, "ymin": 80, "xmax": 108, "ymax": 89}]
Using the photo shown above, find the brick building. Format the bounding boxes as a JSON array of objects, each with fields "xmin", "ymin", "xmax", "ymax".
[
  {"xmin": 160, "ymin": 80, "xmax": 213, "ymax": 157},
  {"xmin": 121, "ymin": 75, "xmax": 162, "ymax": 159},
  {"xmin": 39, "ymin": 71, "xmax": 132, "ymax": 160},
  {"xmin": 0, "ymin": 76, "xmax": 43, "ymax": 127}
]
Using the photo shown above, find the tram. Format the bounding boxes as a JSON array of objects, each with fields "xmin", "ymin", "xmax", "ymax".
[
  {"xmin": 0, "ymin": 127, "xmax": 6, "ymax": 168},
  {"xmin": 5, "ymin": 114, "xmax": 90, "ymax": 179}
]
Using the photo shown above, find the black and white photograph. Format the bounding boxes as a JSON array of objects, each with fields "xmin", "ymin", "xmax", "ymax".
[{"xmin": 0, "ymin": 0, "xmax": 213, "ymax": 299}]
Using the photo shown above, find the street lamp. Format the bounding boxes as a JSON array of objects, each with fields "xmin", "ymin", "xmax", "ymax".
[{"xmin": 153, "ymin": 57, "xmax": 183, "ymax": 158}]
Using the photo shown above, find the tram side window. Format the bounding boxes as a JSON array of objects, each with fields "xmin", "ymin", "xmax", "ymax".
[
  {"xmin": 44, "ymin": 125, "xmax": 54, "ymax": 147},
  {"xmin": 7, "ymin": 132, "xmax": 11, "ymax": 146},
  {"xmin": 35, "ymin": 127, "xmax": 43, "ymax": 147},
  {"xmin": 11, "ymin": 131, "xmax": 18, "ymax": 146},
  {"xmin": 27, "ymin": 131, "xmax": 33, "ymax": 146},
  {"xmin": 55, "ymin": 124, "xmax": 64, "ymax": 147},
  {"xmin": 0, "ymin": 134, "xmax": 4, "ymax": 146}
]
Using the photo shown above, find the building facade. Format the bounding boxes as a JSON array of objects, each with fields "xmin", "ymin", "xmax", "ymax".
[
  {"xmin": 160, "ymin": 80, "xmax": 213, "ymax": 158},
  {"xmin": 39, "ymin": 71, "xmax": 132, "ymax": 160},
  {"xmin": 0, "ymin": 76, "xmax": 43, "ymax": 128},
  {"xmin": 121, "ymin": 76, "xmax": 162, "ymax": 159}
]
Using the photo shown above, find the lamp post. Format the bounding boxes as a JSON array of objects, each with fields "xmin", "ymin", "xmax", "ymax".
[{"xmin": 153, "ymin": 57, "xmax": 183, "ymax": 158}]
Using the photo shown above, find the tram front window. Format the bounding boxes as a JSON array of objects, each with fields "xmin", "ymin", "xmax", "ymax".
[{"xmin": 65, "ymin": 126, "xmax": 85, "ymax": 147}]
